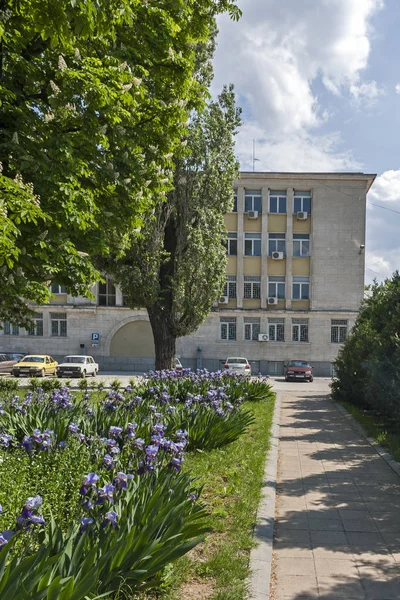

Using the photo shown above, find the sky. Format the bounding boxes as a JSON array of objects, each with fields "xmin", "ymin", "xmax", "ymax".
[{"xmin": 212, "ymin": 0, "xmax": 400, "ymax": 285}]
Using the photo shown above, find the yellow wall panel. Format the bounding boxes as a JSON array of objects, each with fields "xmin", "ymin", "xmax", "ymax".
[
  {"xmin": 243, "ymin": 216, "xmax": 262, "ymax": 233},
  {"xmin": 292, "ymin": 300, "xmax": 310, "ymax": 310},
  {"xmin": 292, "ymin": 215, "xmax": 311, "ymax": 234},
  {"xmin": 243, "ymin": 299, "xmax": 261, "ymax": 309},
  {"xmin": 224, "ymin": 214, "xmax": 238, "ymax": 231},
  {"xmin": 49, "ymin": 295, "xmax": 67, "ymax": 305},
  {"xmin": 110, "ymin": 321, "xmax": 155, "ymax": 357},
  {"xmin": 227, "ymin": 256, "xmax": 237, "ymax": 272},
  {"xmin": 243, "ymin": 257, "xmax": 261, "ymax": 275},
  {"xmin": 292, "ymin": 258, "xmax": 310, "ymax": 276},
  {"xmin": 268, "ymin": 214, "xmax": 287, "ymax": 232},
  {"xmin": 267, "ymin": 258, "xmax": 286, "ymax": 276}
]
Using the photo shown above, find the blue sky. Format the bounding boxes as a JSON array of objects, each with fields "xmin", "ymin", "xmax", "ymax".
[{"xmin": 212, "ymin": 0, "xmax": 400, "ymax": 284}]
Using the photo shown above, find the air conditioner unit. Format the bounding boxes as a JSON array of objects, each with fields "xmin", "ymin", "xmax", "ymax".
[
  {"xmin": 247, "ymin": 210, "xmax": 259, "ymax": 219},
  {"xmin": 219, "ymin": 296, "xmax": 229, "ymax": 304},
  {"xmin": 297, "ymin": 211, "xmax": 308, "ymax": 220},
  {"xmin": 268, "ymin": 297, "xmax": 279, "ymax": 305},
  {"xmin": 272, "ymin": 251, "xmax": 284, "ymax": 260},
  {"xmin": 258, "ymin": 333, "xmax": 269, "ymax": 342}
]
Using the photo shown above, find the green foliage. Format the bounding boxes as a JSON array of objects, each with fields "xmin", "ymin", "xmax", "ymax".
[
  {"xmin": 332, "ymin": 271, "xmax": 400, "ymax": 420},
  {"xmin": 0, "ymin": 378, "xmax": 19, "ymax": 393},
  {"xmin": 0, "ymin": 0, "xmax": 241, "ymax": 325}
]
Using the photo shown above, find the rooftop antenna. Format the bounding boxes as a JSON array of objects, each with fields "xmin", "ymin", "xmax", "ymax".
[{"xmin": 252, "ymin": 139, "xmax": 260, "ymax": 172}]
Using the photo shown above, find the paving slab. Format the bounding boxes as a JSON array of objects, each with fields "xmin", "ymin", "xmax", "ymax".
[{"xmin": 270, "ymin": 390, "xmax": 400, "ymax": 600}]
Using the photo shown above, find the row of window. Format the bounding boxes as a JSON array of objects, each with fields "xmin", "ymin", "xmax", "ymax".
[
  {"xmin": 48, "ymin": 280, "xmax": 126, "ymax": 308},
  {"xmin": 223, "ymin": 276, "xmax": 310, "ymax": 300},
  {"xmin": 2, "ymin": 313, "xmax": 67, "ymax": 337},
  {"xmin": 232, "ymin": 190, "xmax": 312, "ymax": 214},
  {"xmin": 227, "ymin": 232, "xmax": 310, "ymax": 257},
  {"xmin": 220, "ymin": 318, "xmax": 348, "ymax": 343}
]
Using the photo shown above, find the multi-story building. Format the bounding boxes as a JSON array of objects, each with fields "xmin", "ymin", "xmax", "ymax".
[{"xmin": 0, "ymin": 172, "xmax": 375, "ymax": 376}]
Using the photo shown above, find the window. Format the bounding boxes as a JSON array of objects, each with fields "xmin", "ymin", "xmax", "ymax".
[
  {"xmin": 244, "ymin": 276, "xmax": 261, "ymax": 299},
  {"xmin": 220, "ymin": 317, "xmax": 236, "ymax": 341},
  {"xmin": 293, "ymin": 234, "xmax": 310, "ymax": 257},
  {"xmin": 98, "ymin": 278, "xmax": 116, "ymax": 306},
  {"xmin": 3, "ymin": 322, "xmax": 19, "ymax": 336},
  {"xmin": 269, "ymin": 191, "xmax": 287, "ymax": 214},
  {"xmin": 244, "ymin": 317, "xmax": 260, "ymax": 341},
  {"xmin": 232, "ymin": 190, "xmax": 238, "ymax": 212},
  {"xmin": 226, "ymin": 232, "xmax": 237, "ymax": 256},
  {"xmin": 292, "ymin": 276, "xmax": 310, "ymax": 300},
  {"xmin": 268, "ymin": 233, "xmax": 286, "ymax": 256},
  {"xmin": 292, "ymin": 318, "xmax": 309, "ymax": 342},
  {"xmin": 223, "ymin": 275, "xmax": 237, "ymax": 299},
  {"xmin": 293, "ymin": 190, "xmax": 311, "ymax": 214},
  {"xmin": 244, "ymin": 233, "xmax": 261, "ymax": 256},
  {"xmin": 268, "ymin": 276, "xmax": 286, "ymax": 300},
  {"xmin": 28, "ymin": 313, "xmax": 43, "ymax": 337},
  {"xmin": 50, "ymin": 284, "xmax": 67, "ymax": 294},
  {"xmin": 51, "ymin": 313, "xmax": 67, "ymax": 337},
  {"xmin": 268, "ymin": 318, "xmax": 285, "ymax": 342},
  {"xmin": 244, "ymin": 189, "xmax": 262, "ymax": 213},
  {"xmin": 331, "ymin": 319, "xmax": 348, "ymax": 343}
]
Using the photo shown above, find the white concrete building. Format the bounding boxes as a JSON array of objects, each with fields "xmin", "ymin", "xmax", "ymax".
[{"xmin": 0, "ymin": 172, "xmax": 375, "ymax": 375}]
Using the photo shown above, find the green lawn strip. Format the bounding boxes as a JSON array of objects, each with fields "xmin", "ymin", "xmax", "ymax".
[
  {"xmin": 340, "ymin": 401, "xmax": 400, "ymax": 462},
  {"xmin": 157, "ymin": 396, "xmax": 275, "ymax": 600}
]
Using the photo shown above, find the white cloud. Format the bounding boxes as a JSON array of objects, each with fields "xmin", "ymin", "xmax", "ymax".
[
  {"xmin": 213, "ymin": 0, "xmax": 384, "ymax": 169},
  {"xmin": 369, "ymin": 170, "xmax": 400, "ymax": 202},
  {"xmin": 395, "ymin": 83, "xmax": 400, "ymax": 94}
]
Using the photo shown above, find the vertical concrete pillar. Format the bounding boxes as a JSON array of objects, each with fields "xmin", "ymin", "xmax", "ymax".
[
  {"xmin": 116, "ymin": 286, "xmax": 123, "ymax": 306},
  {"xmin": 261, "ymin": 187, "xmax": 269, "ymax": 309},
  {"xmin": 237, "ymin": 186, "xmax": 245, "ymax": 308},
  {"xmin": 286, "ymin": 188, "xmax": 293, "ymax": 310}
]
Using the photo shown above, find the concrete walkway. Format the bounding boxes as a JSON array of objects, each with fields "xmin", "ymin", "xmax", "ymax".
[{"xmin": 272, "ymin": 390, "xmax": 400, "ymax": 600}]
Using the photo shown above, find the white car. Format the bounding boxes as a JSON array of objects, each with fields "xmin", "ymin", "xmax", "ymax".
[
  {"xmin": 56, "ymin": 355, "xmax": 99, "ymax": 378},
  {"xmin": 223, "ymin": 357, "xmax": 251, "ymax": 376}
]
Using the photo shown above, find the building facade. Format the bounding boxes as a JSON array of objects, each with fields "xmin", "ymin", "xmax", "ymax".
[{"xmin": 0, "ymin": 172, "xmax": 375, "ymax": 376}]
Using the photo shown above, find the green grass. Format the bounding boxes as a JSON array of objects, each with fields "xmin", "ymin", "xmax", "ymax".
[
  {"xmin": 154, "ymin": 397, "xmax": 275, "ymax": 600},
  {"xmin": 340, "ymin": 401, "xmax": 400, "ymax": 462}
]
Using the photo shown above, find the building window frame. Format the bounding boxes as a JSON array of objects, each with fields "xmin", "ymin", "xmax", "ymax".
[
  {"xmin": 293, "ymin": 234, "xmax": 310, "ymax": 257},
  {"xmin": 268, "ymin": 276, "xmax": 286, "ymax": 300},
  {"xmin": 244, "ymin": 317, "xmax": 260, "ymax": 341},
  {"xmin": 3, "ymin": 322, "xmax": 19, "ymax": 336},
  {"xmin": 293, "ymin": 191, "xmax": 311, "ymax": 214},
  {"xmin": 220, "ymin": 317, "xmax": 237, "ymax": 341},
  {"xmin": 244, "ymin": 189, "xmax": 262, "ymax": 213},
  {"xmin": 28, "ymin": 313, "xmax": 44, "ymax": 337},
  {"xmin": 292, "ymin": 276, "xmax": 310, "ymax": 300},
  {"xmin": 292, "ymin": 318, "xmax": 309, "ymax": 342},
  {"xmin": 50, "ymin": 284, "xmax": 67, "ymax": 294},
  {"xmin": 98, "ymin": 278, "xmax": 116, "ymax": 306},
  {"xmin": 268, "ymin": 233, "xmax": 286, "ymax": 256},
  {"xmin": 331, "ymin": 319, "xmax": 348, "ymax": 343},
  {"xmin": 226, "ymin": 232, "xmax": 237, "ymax": 256},
  {"xmin": 244, "ymin": 233, "xmax": 262, "ymax": 256},
  {"xmin": 223, "ymin": 275, "xmax": 237, "ymax": 299},
  {"xmin": 50, "ymin": 312, "xmax": 67, "ymax": 337},
  {"xmin": 268, "ymin": 318, "xmax": 285, "ymax": 342},
  {"xmin": 232, "ymin": 190, "xmax": 238, "ymax": 213},
  {"xmin": 244, "ymin": 276, "xmax": 261, "ymax": 299},
  {"xmin": 268, "ymin": 191, "xmax": 287, "ymax": 214}
]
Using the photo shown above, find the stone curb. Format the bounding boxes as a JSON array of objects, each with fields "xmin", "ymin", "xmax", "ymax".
[
  {"xmin": 334, "ymin": 400, "xmax": 400, "ymax": 478},
  {"xmin": 248, "ymin": 393, "xmax": 281, "ymax": 600}
]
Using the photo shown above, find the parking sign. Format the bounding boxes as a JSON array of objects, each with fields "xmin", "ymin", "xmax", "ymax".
[{"xmin": 91, "ymin": 333, "xmax": 100, "ymax": 342}]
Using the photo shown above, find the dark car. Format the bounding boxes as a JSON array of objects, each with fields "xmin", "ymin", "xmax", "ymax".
[
  {"xmin": 285, "ymin": 360, "xmax": 313, "ymax": 382},
  {"xmin": 0, "ymin": 353, "xmax": 18, "ymax": 374}
]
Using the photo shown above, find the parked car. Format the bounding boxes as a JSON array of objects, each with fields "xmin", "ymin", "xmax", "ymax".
[
  {"xmin": 56, "ymin": 355, "xmax": 99, "ymax": 378},
  {"xmin": 12, "ymin": 355, "xmax": 58, "ymax": 378},
  {"xmin": 0, "ymin": 352, "xmax": 27, "ymax": 362},
  {"xmin": 224, "ymin": 357, "xmax": 251, "ymax": 376},
  {"xmin": 0, "ymin": 353, "xmax": 18, "ymax": 374},
  {"xmin": 285, "ymin": 360, "xmax": 313, "ymax": 382}
]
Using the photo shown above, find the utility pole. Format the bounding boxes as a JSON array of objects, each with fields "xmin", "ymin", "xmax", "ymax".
[{"xmin": 252, "ymin": 139, "xmax": 260, "ymax": 172}]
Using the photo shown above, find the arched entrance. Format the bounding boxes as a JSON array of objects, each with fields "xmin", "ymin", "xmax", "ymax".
[{"xmin": 109, "ymin": 319, "xmax": 155, "ymax": 357}]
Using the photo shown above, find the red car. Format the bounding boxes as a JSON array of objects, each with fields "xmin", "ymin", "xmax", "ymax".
[{"xmin": 285, "ymin": 360, "xmax": 313, "ymax": 382}]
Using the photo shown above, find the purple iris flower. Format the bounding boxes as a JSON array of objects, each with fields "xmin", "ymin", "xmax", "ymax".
[
  {"xmin": 109, "ymin": 426, "xmax": 123, "ymax": 439},
  {"xmin": 68, "ymin": 422, "xmax": 79, "ymax": 434},
  {"xmin": 133, "ymin": 438, "xmax": 145, "ymax": 449},
  {"xmin": 79, "ymin": 517, "xmax": 94, "ymax": 533},
  {"xmin": 80, "ymin": 472, "xmax": 99, "ymax": 495},
  {"xmin": 102, "ymin": 510, "xmax": 118, "ymax": 528},
  {"xmin": 103, "ymin": 454, "xmax": 114, "ymax": 470},
  {"xmin": 145, "ymin": 444, "xmax": 159, "ymax": 458},
  {"xmin": 169, "ymin": 457, "xmax": 184, "ymax": 471},
  {"xmin": 0, "ymin": 505, "xmax": 2, "ymax": 514},
  {"xmin": 113, "ymin": 472, "xmax": 132, "ymax": 491},
  {"xmin": 96, "ymin": 484, "xmax": 115, "ymax": 504},
  {"xmin": 0, "ymin": 434, "xmax": 12, "ymax": 448},
  {"xmin": 0, "ymin": 530, "xmax": 13, "ymax": 548},
  {"xmin": 25, "ymin": 496, "xmax": 43, "ymax": 510}
]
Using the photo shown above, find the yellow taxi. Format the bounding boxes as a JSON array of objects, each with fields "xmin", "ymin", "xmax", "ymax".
[{"xmin": 12, "ymin": 355, "xmax": 58, "ymax": 378}]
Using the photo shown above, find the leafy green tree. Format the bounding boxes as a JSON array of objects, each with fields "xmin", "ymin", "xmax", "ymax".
[
  {"xmin": 332, "ymin": 271, "xmax": 400, "ymax": 419},
  {"xmin": 0, "ymin": 0, "xmax": 240, "ymax": 325},
  {"xmin": 103, "ymin": 83, "xmax": 241, "ymax": 370}
]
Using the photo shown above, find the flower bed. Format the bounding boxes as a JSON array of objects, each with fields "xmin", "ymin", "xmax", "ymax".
[{"xmin": 0, "ymin": 370, "xmax": 273, "ymax": 599}]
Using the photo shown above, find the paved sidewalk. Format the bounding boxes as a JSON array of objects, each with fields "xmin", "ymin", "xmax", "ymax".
[{"xmin": 272, "ymin": 391, "xmax": 400, "ymax": 600}]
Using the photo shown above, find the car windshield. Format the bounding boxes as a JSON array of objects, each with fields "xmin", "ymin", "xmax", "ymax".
[
  {"xmin": 289, "ymin": 361, "xmax": 310, "ymax": 367},
  {"xmin": 63, "ymin": 356, "xmax": 85, "ymax": 363},
  {"xmin": 227, "ymin": 358, "xmax": 247, "ymax": 364},
  {"xmin": 21, "ymin": 356, "xmax": 45, "ymax": 363}
]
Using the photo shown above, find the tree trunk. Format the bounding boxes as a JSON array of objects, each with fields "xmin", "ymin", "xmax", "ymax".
[{"xmin": 147, "ymin": 304, "xmax": 176, "ymax": 371}]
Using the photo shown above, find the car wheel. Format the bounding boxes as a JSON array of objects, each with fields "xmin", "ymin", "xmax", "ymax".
[
  {"xmin": 13, "ymin": 373, "xmax": 19, "ymax": 378},
  {"xmin": 41, "ymin": 369, "xmax": 45, "ymax": 378},
  {"xmin": 92, "ymin": 369, "xmax": 97, "ymax": 377},
  {"xmin": 81, "ymin": 370, "xmax": 86, "ymax": 378},
  {"xmin": 310, "ymin": 376, "xmax": 314, "ymax": 382}
]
